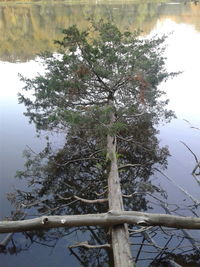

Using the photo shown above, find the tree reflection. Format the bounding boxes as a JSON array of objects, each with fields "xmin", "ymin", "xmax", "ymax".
[
  {"xmin": 0, "ymin": 0, "xmax": 172, "ymax": 62},
  {"xmin": 3, "ymin": 116, "xmax": 200, "ymax": 265},
  {"xmin": 1, "ymin": 0, "xmax": 200, "ymax": 62},
  {"xmin": 2, "ymin": 11, "xmax": 200, "ymax": 265},
  {"xmin": 2, "ymin": 111, "xmax": 173, "ymax": 265}
]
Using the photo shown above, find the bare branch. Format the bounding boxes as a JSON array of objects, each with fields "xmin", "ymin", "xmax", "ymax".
[
  {"xmin": 2, "ymin": 211, "xmax": 200, "ymax": 233},
  {"xmin": 135, "ymin": 237, "xmax": 145, "ymax": 262},
  {"xmin": 69, "ymin": 248, "xmax": 87, "ymax": 266},
  {"xmin": 180, "ymin": 141, "xmax": 199, "ymax": 163},
  {"xmin": 192, "ymin": 174, "xmax": 200, "ymax": 188},
  {"xmin": 129, "ymin": 226, "xmax": 152, "ymax": 233},
  {"xmin": 183, "ymin": 119, "xmax": 200, "ymax": 131},
  {"xmin": 68, "ymin": 241, "xmax": 111, "ymax": 249},
  {"xmin": 56, "ymin": 194, "xmax": 73, "ymax": 201},
  {"xmin": 161, "ymin": 203, "xmax": 200, "ymax": 252},
  {"xmin": 123, "ymin": 193, "xmax": 136, "ymax": 198},
  {"xmin": 118, "ymin": 164, "xmax": 142, "ymax": 170},
  {"xmin": 73, "ymin": 195, "xmax": 108, "ymax": 204},
  {"xmin": 155, "ymin": 168, "xmax": 200, "ymax": 205},
  {"xmin": 94, "ymin": 190, "xmax": 107, "ymax": 197},
  {"xmin": 0, "ymin": 233, "xmax": 13, "ymax": 249},
  {"xmin": 179, "ymin": 141, "xmax": 200, "ymax": 180},
  {"xmin": 141, "ymin": 230, "xmax": 164, "ymax": 250}
]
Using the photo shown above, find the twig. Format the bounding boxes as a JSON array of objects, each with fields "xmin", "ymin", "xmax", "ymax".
[
  {"xmin": 183, "ymin": 119, "xmax": 200, "ymax": 131},
  {"xmin": 69, "ymin": 241, "xmax": 111, "ymax": 249},
  {"xmin": 123, "ymin": 193, "xmax": 137, "ymax": 198},
  {"xmin": 180, "ymin": 141, "xmax": 200, "ymax": 176},
  {"xmin": 192, "ymin": 163, "xmax": 200, "ymax": 176},
  {"xmin": 69, "ymin": 248, "xmax": 87, "ymax": 266},
  {"xmin": 0, "ymin": 233, "xmax": 13, "ymax": 249},
  {"xmin": 94, "ymin": 190, "xmax": 107, "ymax": 197},
  {"xmin": 74, "ymin": 195, "xmax": 108, "ymax": 204},
  {"xmin": 118, "ymin": 164, "xmax": 142, "ymax": 170},
  {"xmin": 135, "ymin": 237, "xmax": 145, "ymax": 262},
  {"xmin": 141, "ymin": 230, "xmax": 164, "ymax": 250},
  {"xmin": 56, "ymin": 194, "xmax": 73, "ymax": 201},
  {"xmin": 129, "ymin": 226, "xmax": 152, "ymax": 234},
  {"xmin": 55, "ymin": 156, "xmax": 101, "ymax": 166},
  {"xmin": 161, "ymin": 203, "xmax": 200, "ymax": 252},
  {"xmin": 155, "ymin": 168, "xmax": 200, "ymax": 205},
  {"xmin": 151, "ymin": 235, "xmax": 173, "ymax": 264},
  {"xmin": 180, "ymin": 141, "xmax": 198, "ymax": 163}
]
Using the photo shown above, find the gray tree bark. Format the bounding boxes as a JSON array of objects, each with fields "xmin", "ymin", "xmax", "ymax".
[
  {"xmin": 1, "ymin": 211, "xmax": 200, "ymax": 233},
  {"xmin": 106, "ymin": 100, "xmax": 134, "ymax": 267}
]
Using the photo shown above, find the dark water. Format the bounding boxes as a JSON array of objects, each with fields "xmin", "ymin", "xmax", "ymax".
[{"xmin": 1, "ymin": 0, "xmax": 200, "ymax": 266}]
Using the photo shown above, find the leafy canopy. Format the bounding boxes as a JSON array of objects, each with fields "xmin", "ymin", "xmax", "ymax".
[
  {"xmin": 12, "ymin": 20, "xmax": 178, "ymax": 265},
  {"xmin": 19, "ymin": 19, "xmax": 175, "ymax": 135}
]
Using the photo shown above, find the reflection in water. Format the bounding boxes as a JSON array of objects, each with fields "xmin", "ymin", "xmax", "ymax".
[
  {"xmin": 1, "ymin": 1, "xmax": 200, "ymax": 62},
  {"xmin": 154, "ymin": 19, "xmax": 200, "ymax": 119},
  {"xmin": 4, "ymin": 114, "xmax": 172, "ymax": 265},
  {"xmin": 1, "ymin": 0, "xmax": 200, "ymax": 266},
  {"xmin": 2, "ymin": 0, "xmax": 200, "ymax": 62},
  {"xmin": 2, "ymin": 15, "xmax": 200, "ymax": 266},
  {"xmin": 4, "ymin": 100, "xmax": 200, "ymax": 266}
]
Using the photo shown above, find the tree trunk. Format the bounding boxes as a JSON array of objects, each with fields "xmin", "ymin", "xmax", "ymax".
[{"xmin": 107, "ymin": 100, "xmax": 133, "ymax": 267}]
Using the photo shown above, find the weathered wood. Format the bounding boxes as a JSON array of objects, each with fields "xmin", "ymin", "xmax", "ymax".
[
  {"xmin": 106, "ymin": 101, "xmax": 134, "ymax": 267},
  {"xmin": 1, "ymin": 211, "xmax": 200, "ymax": 233}
]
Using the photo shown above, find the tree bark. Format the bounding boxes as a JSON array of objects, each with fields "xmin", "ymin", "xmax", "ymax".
[
  {"xmin": 1, "ymin": 211, "xmax": 200, "ymax": 233},
  {"xmin": 106, "ymin": 100, "xmax": 133, "ymax": 267}
]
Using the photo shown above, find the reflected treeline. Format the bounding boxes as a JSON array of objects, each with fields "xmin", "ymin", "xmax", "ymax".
[
  {"xmin": 1, "ymin": 1, "xmax": 200, "ymax": 62},
  {"xmin": 161, "ymin": 1, "xmax": 200, "ymax": 32},
  {"xmin": 0, "ymin": 0, "xmax": 188, "ymax": 62}
]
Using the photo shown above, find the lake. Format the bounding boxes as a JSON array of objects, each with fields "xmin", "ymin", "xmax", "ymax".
[{"xmin": 1, "ymin": 0, "xmax": 200, "ymax": 266}]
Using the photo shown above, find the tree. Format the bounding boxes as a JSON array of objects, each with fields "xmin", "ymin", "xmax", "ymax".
[
  {"xmin": 2, "ymin": 19, "xmax": 199, "ymax": 266},
  {"xmin": 3, "ymin": 119, "xmax": 170, "ymax": 265}
]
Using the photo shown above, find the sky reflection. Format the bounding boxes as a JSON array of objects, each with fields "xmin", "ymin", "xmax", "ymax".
[{"xmin": 156, "ymin": 19, "xmax": 200, "ymax": 120}]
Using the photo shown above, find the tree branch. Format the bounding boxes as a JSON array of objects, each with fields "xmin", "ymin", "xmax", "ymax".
[
  {"xmin": 155, "ymin": 168, "xmax": 200, "ymax": 205},
  {"xmin": 0, "ymin": 233, "xmax": 13, "ymax": 249},
  {"xmin": 94, "ymin": 190, "xmax": 107, "ymax": 197},
  {"xmin": 2, "ymin": 211, "xmax": 200, "ymax": 233},
  {"xmin": 119, "ymin": 164, "xmax": 142, "ymax": 170},
  {"xmin": 180, "ymin": 141, "xmax": 198, "ymax": 163},
  {"xmin": 73, "ymin": 195, "xmax": 108, "ymax": 204},
  {"xmin": 55, "ymin": 156, "xmax": 101, "ymax": 167},
  {"xmin": 68, "ymin": 241, "xmax": 111, "ymax": 249}
]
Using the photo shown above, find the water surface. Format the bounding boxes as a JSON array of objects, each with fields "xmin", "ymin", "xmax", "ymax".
[{"xmin": 1, "ymin": 0, "xmax": 200, "ymax": 265}]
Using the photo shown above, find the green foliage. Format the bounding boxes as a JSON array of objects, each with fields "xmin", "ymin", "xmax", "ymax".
[
  {"xmin": 19, "ymin": 19, "xmax": 176, "ymax": 133},
  {"xmin": 109, "ymin": 122, "xmax": 127, "ymax": 136},
  {"xmin": 12, "ymin": 20, "xmax": 178, "ymax": 264}
]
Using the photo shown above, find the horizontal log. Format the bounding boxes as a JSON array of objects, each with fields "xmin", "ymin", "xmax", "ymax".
[{"xmin": 0, "ymin": 210, "xmax": 200, "ymax": 233}]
